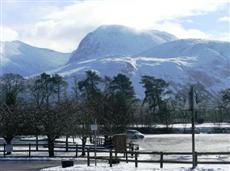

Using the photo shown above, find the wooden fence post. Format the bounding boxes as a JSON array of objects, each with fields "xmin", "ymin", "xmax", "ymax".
[
  {"xmin": 131, "ymin": 144, "xmax": 134, "ymax": 158},
  {"xmin": 109, "ymin": 148, "xmax": 112, "ymax": 167},
  {"xmin": 160, "ymin": 152, "xmax": 163, "ymax": 168},
  {"xmin": 135, "ymin": 151, "xmax": 138, "ymax": 168},
  {"xmin": 115, "ymin": 151, "xmax": 117, "ymax": 158},
  {"xmin": 126, "ymin": 150, "xmax": 128, "ymax": 163},
  {"xmin": 36, "ymin": 135, "xmax": 38, "ymax": 151},
  {"xmin": 29, "ymin": 144, "xmax": 31, "ymax": 157},
  {"xmin": 3, "ymin": 144, "xmax": 6, "ymax": 157},
  {"xmin": 75, "ymin": 144, "xmax": 78, "ymax": 157},
  {"xmin": 87, "ymin": 148, "xmax": 90, "ymax": 166},
  {"xmin": 194, "ymin": 151, "xmax": 198, "ymax": 167}
]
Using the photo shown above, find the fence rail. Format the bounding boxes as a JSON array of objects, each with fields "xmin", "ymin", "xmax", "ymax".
[{"xmin": 0, "ymin": 143, "xmax": 229, "ymax": 168}]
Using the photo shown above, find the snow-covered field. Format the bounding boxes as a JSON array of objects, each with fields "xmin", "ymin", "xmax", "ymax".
[
  {"xmin": 134, "ymin": 134, "xmax": 230, "ymax": 163},
  {"xmin": 47, "ymin": 134, "xmax": 229, "ymax": 171},
  {"xmin": 0, "ymin": 134, "xmax": 229, "ymax": 158},
  {"xmin": 1, "ymin": 134, "xmax": 229, "ymax": 170},
  {"xmin": 148, "ymin": 123, "xmax": 230, "ymax": 129},
  {"xmin": 139, "ymin": 134, "xmax": 230, "ymax": 152},
  {"xmin": 41, "ymin": 163, "xmax": 230, "ymax": 171}
]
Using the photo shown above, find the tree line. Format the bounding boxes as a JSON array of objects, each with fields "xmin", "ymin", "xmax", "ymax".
[{"xmin": 0, "ymin": 71, "xmax": 229, "ymax": 156}]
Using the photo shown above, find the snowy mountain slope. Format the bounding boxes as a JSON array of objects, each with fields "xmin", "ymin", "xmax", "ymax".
[
  {"xmin": 138, "ymin": 39, "xmax": 230, "ymax": 60},
  {"xmin": 137, "ymin": 39, "xmax": 230, "ymax": 88},
  {"xmin": 0, "ymin": 41, "xmax": 70, "ymax": 76},
  {"xmin": 50, "ymin": 38, "xmax": 230, "ymax": 97},
  {"xmin": 46, "ymin": 56, "xmax": 196, "ymax": 97},
  {"xmin": 68, "ymin": 25, "xmax": 177, "ymax": 63}
]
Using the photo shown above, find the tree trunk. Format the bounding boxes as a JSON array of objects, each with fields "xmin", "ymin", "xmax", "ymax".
[
  {"xmin": 65, "ymin": 135, "xmax": 69, "ymax": 152},
  {"xmin": 47, "ymin": 136, "xmax": 55, "ymax": 157},
  {"xmin": 4, "ymin": 137, "xmax": 13, "ymax": 155},
  {"xmin": 72, "ymin": 136, "xmax": 75, "ymax": 144},
  {"xmin": 165, "ymin": 114, "xmax": 169, "ymax": 131},
  {"xmin": 81, "ymin": 136, "xmax": 87, "ymax": 156},
  {"xmin": 57, "ymin": 84, "xmax": 60, "ymax": 103}
]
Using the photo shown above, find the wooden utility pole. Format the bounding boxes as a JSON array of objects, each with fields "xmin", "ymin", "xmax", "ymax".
[
  {"xmin": 94, "ymin": 120, "xmax": 97, "ymax": 166},
  {"xmin": 189, "ymin": 86, "xmax": 197, "ymax": 168}
]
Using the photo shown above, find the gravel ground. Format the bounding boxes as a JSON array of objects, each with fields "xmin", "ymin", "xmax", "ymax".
[
  {"xmin": 0, "ymin": 159, "xmax": 107, "ymax": 171},
  {"xmin": 0, "ymin": 160, "xmax": 61, "ymax": 171}
]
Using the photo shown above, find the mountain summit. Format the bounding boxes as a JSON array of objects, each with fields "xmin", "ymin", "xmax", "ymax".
[{"xmin": 68, "ymin": 25, "xmax": 176, "ymax": 63}]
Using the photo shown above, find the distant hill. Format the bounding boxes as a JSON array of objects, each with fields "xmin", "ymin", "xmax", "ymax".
[{"xmin": 1, "ymin": 41, "xmax": 70, "ymax": 76}]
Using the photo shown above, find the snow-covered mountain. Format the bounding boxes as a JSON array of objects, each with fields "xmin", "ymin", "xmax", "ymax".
[
  {"xmin": 136, "ymin": 39, "xmax": 230, "ymax": 92},
  {"xmin": 68, "ymin": 25, "xmax": 177, "ymax": 63},
  {"xmin": 0, "ymin": 41, "xmax": 70, "ymax": 76},
  {"xmin": 51, "ymin": 38, "xmax": 230, "ymax": 97},
  {"xmin": 1, "ymin": 25, "xmax": 229, "ymax": 97}
]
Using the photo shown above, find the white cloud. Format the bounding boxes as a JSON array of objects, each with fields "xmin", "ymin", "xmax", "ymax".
[
  {"xmin": 0, "ymin": 26, "xmax": 18, "ymax": 41},
  {"xmin": 153, "ymin": 22, "xmax": 208, "ymax": 39},
  {"xmin": 11, "ymin": 0, "xmax": 229, "ymax": 52},
  {"xmin": 156, "ymin": 22, "xmax": 230, "ymax": 42},
  {"xmin": 219, "ymin": 16, "xmax": 230, "ymax": 22},
  {"xmin": 209, "ymin": 32, "xmax": 230, "ymax": 42}
]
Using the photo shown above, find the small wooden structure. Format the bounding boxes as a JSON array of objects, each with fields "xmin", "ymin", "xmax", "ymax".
[
  {"xmin": 61, "ymin": 160, "xmax": 74, "ymax": 168},
  {"xmin": 112, "ymin": 134, "xmax": 127, "ymax": 153}
]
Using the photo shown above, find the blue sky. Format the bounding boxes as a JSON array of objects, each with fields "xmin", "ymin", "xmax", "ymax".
[{"xmin": 1, "ymin": 0, "xmax": 230, "ymax": 52}]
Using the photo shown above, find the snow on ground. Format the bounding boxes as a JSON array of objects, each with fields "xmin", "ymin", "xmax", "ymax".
[
  {"xmin": 0, "ymin": 134, "xmax": 229, "ymax": 170},
  {"xmin": 136, "ymin": 134, "xmax": 230, "ymax": 162},
  {"xmin": 41, "ymin": 163, "xmax": 230, "ymax": 171},
  {"xmin": 0, "ymin": 134, "xmax": 229, "ymax": 161},
  {"xmin": 138, "ymin": 134, "xmax": 230, "ymax": 153},
  {"xmin": 170, "ymin": 123, "xmax": 230, "ymax": 128},
  {"xmin": 134, "ymin": 123, "xmax": 230, "ymax": 128}
]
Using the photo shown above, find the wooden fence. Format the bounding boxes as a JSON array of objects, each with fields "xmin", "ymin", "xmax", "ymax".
[
  {"xmin": 87, "ymin": 149, "xmax": 230, "ymax": 168},
  {"xmin": 0, "ymin": 143, "xmax": 229, "ymax": 168}
]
